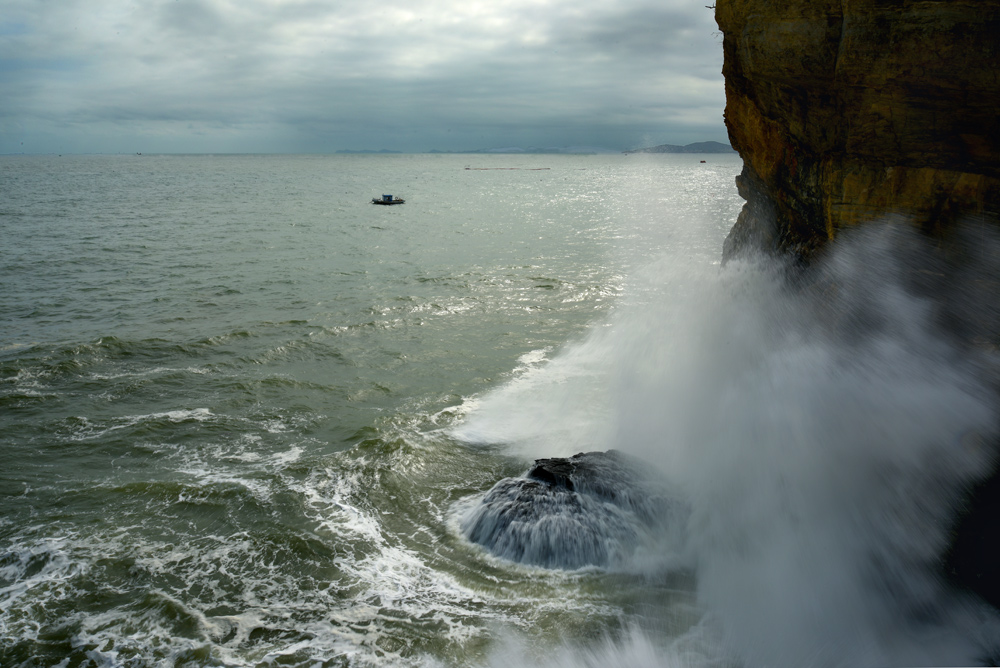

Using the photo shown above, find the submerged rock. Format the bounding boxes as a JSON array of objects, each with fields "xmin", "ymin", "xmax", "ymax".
[{"xmin": 460, "ymin": 450, "xmax": 680, "ymax": 570}]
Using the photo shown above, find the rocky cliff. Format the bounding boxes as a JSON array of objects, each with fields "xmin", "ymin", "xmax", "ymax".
[
  {"xmin": 716, "ymin": 0, "xmax": 1000, "ymax": 261},
  {"xmin": 715, "ymin": 0, "xmax": 1000, "ymax": 616}
]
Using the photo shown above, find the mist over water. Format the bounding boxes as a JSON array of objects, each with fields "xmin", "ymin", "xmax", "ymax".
[{"xmin": 462, "ymin": 222, "xmax": 1000, "ymax": 667}]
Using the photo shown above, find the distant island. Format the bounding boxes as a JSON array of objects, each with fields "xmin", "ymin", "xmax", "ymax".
[
  {"xmin": 335, "ymin": 149, "xmax": 402, "ymax": 154},
  {"xmin": 623, "ymin": 141, "xmax": 736, "ymax": 154}
]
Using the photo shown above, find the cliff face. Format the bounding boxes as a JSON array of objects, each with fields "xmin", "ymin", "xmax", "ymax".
[
  {"xmin": 717, "ymin": 0, "xmax": 1000, "ymax": 260},
  {"xmin": 715, "ymin": 0, "xmax": 1000, "ymax": 614}
]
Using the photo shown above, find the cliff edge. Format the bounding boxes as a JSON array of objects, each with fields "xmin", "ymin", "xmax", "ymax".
[
  {"xmin": 717, "ymin": 0, "xmax": 1000, "ymax": 261},
  {"xmin": 716, "ymin": 0, "xmax": 1000, "ymax": 617}
]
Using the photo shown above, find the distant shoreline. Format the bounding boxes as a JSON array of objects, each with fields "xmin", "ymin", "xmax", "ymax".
[{"xmin": 622, "ymin": 141, "xmax": 736, "ymax": 154}]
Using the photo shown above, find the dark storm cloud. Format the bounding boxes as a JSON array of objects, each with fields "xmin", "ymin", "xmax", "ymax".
[{"xmin": 0, "ymin": 0, "xmax": 727, "ymax": 153}]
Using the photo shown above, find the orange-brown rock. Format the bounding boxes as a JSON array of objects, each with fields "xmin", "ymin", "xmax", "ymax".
[{"xmin": 716, "ymin": 0, "xmax": 1000, "ymax": 260}]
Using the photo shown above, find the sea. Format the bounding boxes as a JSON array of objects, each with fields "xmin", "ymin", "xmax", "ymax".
[{"xmin": 3, "ymin": 152, "xmax": 1000, "ymax": 668}]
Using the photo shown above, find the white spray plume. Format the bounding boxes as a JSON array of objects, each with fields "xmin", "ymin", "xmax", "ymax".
[{"xmin": 463, "ymin": 221, "xmax": 1000, "ymax": 666}]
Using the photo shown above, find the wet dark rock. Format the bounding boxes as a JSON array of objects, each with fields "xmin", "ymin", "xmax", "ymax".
[
  {"xmin": 461, "ymin": 450, "xmax": 681, "ymax": 570},
  {"xmin": 945, "ymin": 465, "xmax": 1000, "ymax": 611},
  {"xmin": 528, "ymin": 457, "xmax": 577, "ymax": 490}
]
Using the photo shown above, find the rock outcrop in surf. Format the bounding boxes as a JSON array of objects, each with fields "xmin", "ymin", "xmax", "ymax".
[{"xmin": 460, "ymin": 450, "xmax": 682, "ymax": 570}]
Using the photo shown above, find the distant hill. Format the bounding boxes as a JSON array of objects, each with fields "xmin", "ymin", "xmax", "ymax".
[
  {"xmin": 623, "ymin": 141, "xmax": 736, "ymax": 154},
  {"xmin": 335, "ymin": 149, "xmax": 402, "ymax": 154}
]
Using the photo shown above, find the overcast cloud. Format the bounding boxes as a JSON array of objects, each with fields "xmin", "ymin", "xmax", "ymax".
[{"xmin": 1, "ymin": 0, "xmax": 726, "ymax": 153}]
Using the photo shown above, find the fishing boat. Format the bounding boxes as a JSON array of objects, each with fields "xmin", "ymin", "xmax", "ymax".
[{"xmin": 372, "ymin": 194, "xmax": 405, "ymax": 205}]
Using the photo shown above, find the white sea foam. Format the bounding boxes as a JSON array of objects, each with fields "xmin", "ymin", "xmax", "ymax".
[
  {"xmin": 0, "ymin": 536, "xmax": 86, "ymax": 623},
  {"xmin": 89, "ymin": 365, "xmax": 209, "ymax": 380},
  {"xmin": 269, "ymin": 444, "xmax": 303, "ymax": 465}
]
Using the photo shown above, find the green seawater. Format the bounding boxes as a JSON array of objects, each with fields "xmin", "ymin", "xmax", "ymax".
[{"xmin": 0, "ymin": 153, "xmax": 742, "ymax": 666}]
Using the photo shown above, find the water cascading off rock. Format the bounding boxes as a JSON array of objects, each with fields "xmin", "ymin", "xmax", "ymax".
[{"xmin": 460, "ymin": 450, "xmax": 684, "ymax": 570}]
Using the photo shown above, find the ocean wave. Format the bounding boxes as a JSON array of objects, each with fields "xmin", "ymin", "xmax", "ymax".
[{"xmin": 63, "ymin": 408, "xmax": 213, "ymax": 442}]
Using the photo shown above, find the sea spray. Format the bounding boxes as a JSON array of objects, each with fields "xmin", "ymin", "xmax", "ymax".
[
  {"xmin": 461, "ymin": 221, "xmax": 1000, "ymax": 666},
  {"xmin": 481, "ymin": 622, "xmax": 728, "ymax": 668},
  {"xmin": 625, "ymin": 223, "xmax": 1000, "ymax": 666}
]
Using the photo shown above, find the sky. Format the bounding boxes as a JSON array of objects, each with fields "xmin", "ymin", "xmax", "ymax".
[{"xmin": 0, "ymin": 0, "xmax": 727, "ymax": 154}]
